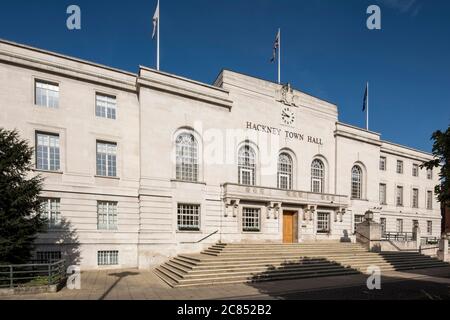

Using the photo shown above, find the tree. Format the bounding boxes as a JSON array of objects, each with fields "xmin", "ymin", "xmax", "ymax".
[
  {"xmin": 420, "ymin": 125, "xmax": 450, "ymax": 208},
  {"xmin": 0, "ymin": 128, "xmax": 46, "ymax": 264}
]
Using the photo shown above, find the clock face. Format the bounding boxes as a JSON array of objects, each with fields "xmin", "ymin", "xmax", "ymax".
[{"xmin": 281, "ymin": 107, "xmax": 295, "ymax": 126}]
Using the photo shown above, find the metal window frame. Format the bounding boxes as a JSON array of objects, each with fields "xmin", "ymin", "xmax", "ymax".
[
  {"xmin": 177, "ymin": 204, "xmax": 201, "ymax": 231},
  {"xmin": 242, "ymin": 207, "xmax": 261, "ymax": 232}
]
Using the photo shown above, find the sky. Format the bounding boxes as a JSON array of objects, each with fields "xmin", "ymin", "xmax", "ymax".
[{"xmin": 0, "ymin": 0, "xmax": 449, "ymax": 153}]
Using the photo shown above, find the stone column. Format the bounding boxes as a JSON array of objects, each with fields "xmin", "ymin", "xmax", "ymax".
[
  {"xmin": 355, "ymin": 210, "xmax": 382, "ymax": 252},
  {"xmin": 438, "ymin": 234, "xmax": 449, "ymax": 262}
]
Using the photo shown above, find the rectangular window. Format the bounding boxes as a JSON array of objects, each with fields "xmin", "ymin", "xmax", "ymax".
[
  {"xmin": 39, "ymin": 198, "xmax": 61, "ymax": 228},
  {"xmin": 279, "ymin": 174, "xmax": 291, "ymax": 190},
  {"xmin": 412, "ymin": 188, "xmax": 419, "ymax": 208},
  {"xmin": 96, "ymin": 94, "xmax": 117, "ymax": 120},
  {"xmin": 379, "ymin": 184, "xmax": 387, "ymax": 205},
  {"xmin": 97, "ymin": 201, "xmax": 118, "ymax": 230},
  {"xmin": 317, "ymin": 212, "xmax": 330, "ymax": 234},
  {"xmin": 242, "ymin": 208, "xmax": 261, "ymax": 232},
  {"xmin": 380, "ymin": 218, "xmax": 387, "ymax": 236},
  {"xmin": 427, "ymin": 221, "xmax": 432, "ymax": 235},
  {"xmin": 36, "ymin": 133, "xmax": 60, "ymax": 171},
  {"xmin": 396, "ymin": 160, "xmax": 403, "ymax": 174},
  {"xmin": 35, "ymin": 80, "xmax": 59, "ymax": 108},
  {"xmin": 354, "ymin": 215, "xmax": 364, "ymax": 233},
  {"xmin": 396, "ymin": 219, "xmax": 403, "ymax": 233},
  {"xmin": 97, "ymin": 251, "xmax": 119, "ymax": 266},
  {"xmin": 96, "ymin": 141, "xmax": 117, "ymax": 177},
  {"xmin": 239, "ymin": 168, "xmax": 254, "ymax": 186},
  {"xmin": 412, "ymin": 220, "xmax": 419, "ymax": 233},
  {"xmin": 177, "ymin": 204, "xmax": 200, "ymax": 231},
  {"xmin": 379, "ymin": 157, "xmax": 386, "ymax": 171},
  {"xmin": 427, "ymin": 191, "xmax": 433, "ymax": 210},
  {"xmin": 396, "ymin": 186, "xmax": 403, "ymax": 206},
  {"xmin": 412, "ymin": 164, "xmax": 419, "ymax": 177},
  {"xmin": 36, "ymin": 251, "xmax": 62, "ymax": 263},
  {"xmin": 427, "ymin": 169, "xmax": 433, "ymax": 180}
]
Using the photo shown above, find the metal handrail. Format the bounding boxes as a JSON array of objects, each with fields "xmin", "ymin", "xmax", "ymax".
[
  {"xmin": 180, "ymin": 230, "xmax": 219, "ymax": 244},
  {"xmin": 382, "ymin": 232, "xmax": 414, "ymax": 241},
  {"xmin": 0, "ymin": 260, "xmax": 65, "ymax": 289}
]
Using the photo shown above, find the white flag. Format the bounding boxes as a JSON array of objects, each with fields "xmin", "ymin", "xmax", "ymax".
[{"xmin": 152, "ymin": 0, "xmax": 160, "ymax": 39}]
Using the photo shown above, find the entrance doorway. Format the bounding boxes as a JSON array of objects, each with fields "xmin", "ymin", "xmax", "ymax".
[{"xmin": 283, "ymin": 211, "xmax": 296, "ymax": 243}]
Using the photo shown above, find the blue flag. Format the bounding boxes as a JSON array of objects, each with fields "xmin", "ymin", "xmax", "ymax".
[{"xmin": 363, "ymin": 83, "xmax": 368, "ymax": 111}]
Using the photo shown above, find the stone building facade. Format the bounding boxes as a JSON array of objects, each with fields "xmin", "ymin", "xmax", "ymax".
[{"xmin": 0, "ymin": 39, "xmax": 441, "ymax": 269}]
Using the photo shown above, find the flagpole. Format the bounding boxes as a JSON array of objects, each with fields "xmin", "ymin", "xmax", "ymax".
[
  {"xmin": 278, "ymin": 28, "xmax": 281, "ymax": 84},
  {"xmin": 366, "ymin": 82, "xmax": 369, "ymax": 131},
  {"xmin": 157, "ymin": 1, "xmax": 160, "ymax": 71}
]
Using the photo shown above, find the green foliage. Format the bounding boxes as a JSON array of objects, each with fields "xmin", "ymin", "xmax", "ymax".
[
  {"xmin": 0, "ymin": 128, "xmax": 46, "ymax": 264},
  {"xmin": 421, "ymin": 125, "xmax": 450, "ymax": 207}
]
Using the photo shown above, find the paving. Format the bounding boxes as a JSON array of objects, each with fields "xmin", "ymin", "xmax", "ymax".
[{"xmin": 1, "ymin": 266, "xmax": 450, "ymax": 300}]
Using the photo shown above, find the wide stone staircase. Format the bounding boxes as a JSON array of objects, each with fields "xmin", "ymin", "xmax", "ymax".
[{"xmin": 154, "ymin": 242, "xmax": 449, "ymax": 287}]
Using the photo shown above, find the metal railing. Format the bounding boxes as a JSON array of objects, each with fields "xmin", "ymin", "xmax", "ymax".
[
  {"xmin": 0, "ymin": 260, "xmax": 66, "ymax": 289},
  {"xmin": 181, "ymin": 230, "xmax": 219, "ymax": 244},
  {"xmin": 421, "ymin": 237, "xmax": 439, "ymax": 245},
  {"xmin": 382, "ymin": 232, "xmax": 414, "ymax": 242}
]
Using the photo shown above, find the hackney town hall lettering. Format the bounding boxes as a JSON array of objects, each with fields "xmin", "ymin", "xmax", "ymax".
[{"xmin": 246, "ymin": 121, "xmax": 324, "ymax": 145}]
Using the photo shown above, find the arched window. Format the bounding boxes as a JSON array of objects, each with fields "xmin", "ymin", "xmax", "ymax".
[
  {"xmin": 238, "ymin": 145, "xmax": 256, "ymax": 185},
  {"xmin": 311, "ymin": 159, "xmax": 325, "ymax": 193},
  {"xmin": 351, "ymin": 165, "xmax": 363, "ymax": 199},
  {"xmin": 176, "ymin": 133, "xmax": 198, "ymax": 182},
  {"xmin": 278, "ymin": 153, "xmax": 293, "ymax": 190}
]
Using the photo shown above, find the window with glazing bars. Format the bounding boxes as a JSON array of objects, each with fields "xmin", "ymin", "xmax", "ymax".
[
  {"xmin": 396, "ymin": 160, "xmax": 403, "ymax": 174},
  {"xmin": 396, "ymin": 186, "xmax": 403, "ymax": 206},
  {"xmin": 98, "ymin": 251, "xmax": 118, "ymax": 266},
  {"xmin": 396, "ymin": 219, "xmax": 403, "ymax": 233},
  {"xmin": 96, "ymin": 142, "xmax": 117, "ymax": 177},
  {"xmin": 278, "ymin": 153, "xmax": 293, "ymax": 190},
  {"xmin": 242, "ymin": 208, "xmax": 260, "ymax": 232},
  {"xmin": 97, "ymin": 201, "xmax": 118, "ymax": 230},
  {"xmin": 427, "ymin": 221, "xmax": 432, "ymax": 235},
  {"xmin": 351, "ymin": 166, "xmax": 362, "ymax": 199},
  {"xmin": 427, "ymin": 191, "xmax": 433, "ymax": 209},
  {"xmin": 354, "ymin": 215, "xmax": 364, "ymax": 233},
  {"xmin": 311, "ymin": 159, "xmax": 325, "ymax": 193},
  {"xmin": 317, "ymin": 212, "xmax": 330, "ymax": 233},
  {"xmin": 175, "ymin": 133, "xmax": 198, "ymax": 182},
  {"xmin": 412, "ymin": 189, "xmax": 419, "ymax": 208},
  {"xmin": 35, "ymin": 80, "xmax": 59, "ymax": 108},
  {"xmin": 412, "ymin": 164, "xmax": 419, "ymax": 177},
  {"xmin": 36, "ymin": 251, "xmax": 62, "ymax": 263},
  {"xmin": 380, "ymin": 218, "xmax": 386, "ymax": 236},
  {"xmin": 36, "ymin": 133, "xmax": 60, "ymax": 171},
  {"xmin": 379, "ymin": 157, "xmax": 386, "ymax": 171},
  {"xmin": 40, "ymin": 198, "xmax": 61, "ymax": 228},
  {"xmin": 96, "ymin": 94, "xmax": 117, "ymax": 119},
  {"xmin": 427, "ymin": 169, "xmax": 433, "ymax": 180},
  {"xmin": 238, "ymin": 146, "xmax": 256, "ymax": 186},
  {"xmin": 177, "ymin": 204, "xmax": 200, "ymax": 231},
  {"xmin": 379, "ymin": 184, "xmax": 387, "ymax": 205}
]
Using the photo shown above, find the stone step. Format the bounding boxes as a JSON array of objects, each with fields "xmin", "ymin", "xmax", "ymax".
[
  {"xmin": 167, "ymin": 258, "xmax": 447, "ymax": 276},
  {"xmin": 191, "ymin": 253, "xmax": 429, "ymax": 263},
  {"xmin": 155, "ymin": 243, "xmax": 450, "ymax": 288},
  {"xmin": 173, "ymin": 269, "xmax": 361, "ymax": 287}
]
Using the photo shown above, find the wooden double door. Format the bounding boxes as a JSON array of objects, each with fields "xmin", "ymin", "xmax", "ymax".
[{"xmin": 283, "ymin": 211, "xmax": 297, "ymax": 243}]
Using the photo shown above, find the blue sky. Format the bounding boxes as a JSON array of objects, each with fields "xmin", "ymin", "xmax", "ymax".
[{"xmin": 0, "ymin": 0, "xmax": 449, "ymax": 152}]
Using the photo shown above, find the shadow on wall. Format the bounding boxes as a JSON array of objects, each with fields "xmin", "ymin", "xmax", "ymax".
[{"xmin": 38, "ymin": 218, "xmax": 81, "ymax": 266}]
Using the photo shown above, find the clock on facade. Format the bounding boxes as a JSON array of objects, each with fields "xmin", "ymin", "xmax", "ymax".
[{"xmin": 281, "ymin": 107, "xmax": 295, "ymax": 126}]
